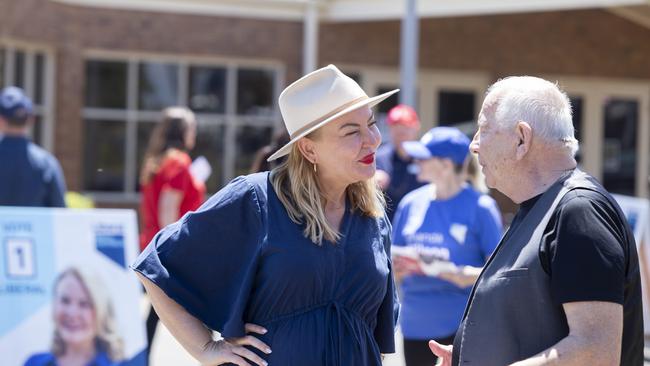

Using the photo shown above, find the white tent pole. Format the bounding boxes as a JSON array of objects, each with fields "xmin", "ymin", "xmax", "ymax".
[
  {"xmin": 303, "ymin": 0, "xmax": 319, "ymax": 75},
  {"xmin": 400, "ymin": 0, "xmax": 419, "ymax": 107}
]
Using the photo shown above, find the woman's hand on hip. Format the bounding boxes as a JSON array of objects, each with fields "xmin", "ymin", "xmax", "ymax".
[{"xmin": 203, "ymin": 323, "xmax": 272, "ymax": 366}]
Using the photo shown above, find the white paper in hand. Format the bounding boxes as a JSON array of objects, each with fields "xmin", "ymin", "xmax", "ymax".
[
  {"xmin": 190, "ymin": 156, "xmax": 212, "ymax": 183},
  {"xmin": 420, "ymin": 260, "xmax": 457, "ymax": 277},
  {"xmin": 391, "ymin": 245, "xmax": 420, "ymax": 261}
]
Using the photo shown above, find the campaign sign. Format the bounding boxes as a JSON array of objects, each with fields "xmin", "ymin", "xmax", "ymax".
[
  {"xmin": 0, "ymin": 207, "xmax": 146, "ymax": 366},
  {"xmin": 613, "ymin": 194, "xmax": 650, "ymax": 336}
]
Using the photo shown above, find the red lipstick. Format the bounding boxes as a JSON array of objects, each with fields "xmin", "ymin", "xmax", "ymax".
[{"xmin": 359, "ymin": 153, "xmax": 375, "ymax": 165}]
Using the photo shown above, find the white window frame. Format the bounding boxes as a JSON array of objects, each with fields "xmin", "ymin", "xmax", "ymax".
[
  {"xmin": 0, "ymin": 39, "xmax": 56, "ymax": 152},
  {"xmin": 82, "ymin": 50, "xmax": 284, "ymax": 202},
  {"xmin": 546, "ymin": 75, "xmax": 650, "ymax": 199}
]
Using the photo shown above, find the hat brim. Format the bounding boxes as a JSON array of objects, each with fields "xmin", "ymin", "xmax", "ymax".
[
  {"xmin": 267, "ymin": 88, "xmax": 400, "ymax": 162},
  {"xmin": 402, "ymin": 141, "xmax": 433, "ymax": 160}
]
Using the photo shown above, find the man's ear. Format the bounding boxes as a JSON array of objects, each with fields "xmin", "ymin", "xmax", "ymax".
[
  {"xmin": 515, "ymin": 121, "xmax": 532, "ymax": 160},
  {"xmin": 296, "ymin": 137, "xmax": 318, "ymax": 164}
]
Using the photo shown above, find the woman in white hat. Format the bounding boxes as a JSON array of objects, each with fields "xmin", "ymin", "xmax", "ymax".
[{"xmin": 133, "ymin": 65, "xmax": 399, "ymax": 366}]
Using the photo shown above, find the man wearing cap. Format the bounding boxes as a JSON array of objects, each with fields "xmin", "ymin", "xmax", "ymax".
[
  {"xmin": 0, "ymin": 86, "xmax": 66, "ymax": 207},
  {"xmin": 375, "ymin": 104, "xmax": 425, "ymax": 220},
  {"xmin": 429, "ymin": 76, "xmax": 643, "ymax": 366},
  {"xmin": 391, "ymin": 126, "xmax": 502, "ymax": 366}
]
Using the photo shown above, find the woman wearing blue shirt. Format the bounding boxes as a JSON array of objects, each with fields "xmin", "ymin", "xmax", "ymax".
[
  {"xmin": 133, "ymin": 65, "xmax": 400, "ymax": 366},
  {"xmin": 392, "ymin": 127, "xmax": 503, "ymax": 366}
]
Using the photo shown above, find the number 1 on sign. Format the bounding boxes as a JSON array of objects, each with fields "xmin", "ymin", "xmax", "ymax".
[{"xmin": 5, "ymin": 238, "xmax": 35, "ymax": 278}]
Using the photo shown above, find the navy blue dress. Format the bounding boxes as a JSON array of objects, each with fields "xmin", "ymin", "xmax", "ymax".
[{"xmin": 132, "ymin": 172, "xmax": 399, "ymax": 365}]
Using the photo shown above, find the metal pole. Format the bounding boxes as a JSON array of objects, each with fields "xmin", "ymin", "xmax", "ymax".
[
  {"xmin": 400, "ymin": 0, "xmax": 419, "ymax": 107},
  {"xmin": 303, "ymin": 0, "xmax": 319, "ymax": 75}
]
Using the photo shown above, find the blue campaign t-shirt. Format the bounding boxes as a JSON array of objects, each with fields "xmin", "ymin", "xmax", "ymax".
[{"xmin": 392, "ymin": 184, "xmax": 502, "ymax": 339}]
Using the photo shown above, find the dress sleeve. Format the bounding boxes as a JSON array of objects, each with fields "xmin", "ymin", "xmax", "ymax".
[
  {"xmin": 162, "ymin": 158, "xmax": 192, "ymax": 192},
  {"xmin": 131, "ymin": 175, "xmax": 264, "ymax": 337},
  {"xmin": 374, "ymin": 216, "xmax": 400, "ymax": 353}
]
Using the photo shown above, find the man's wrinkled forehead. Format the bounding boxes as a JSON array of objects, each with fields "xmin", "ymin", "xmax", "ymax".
[{"xmin": 481, "ymin": 93, "xmax": 500, "ymax": 115}]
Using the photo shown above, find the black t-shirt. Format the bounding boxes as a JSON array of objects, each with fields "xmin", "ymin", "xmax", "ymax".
[{"xmin": 453, "ymin": 187, "xmax": 644, "ymax": 365}]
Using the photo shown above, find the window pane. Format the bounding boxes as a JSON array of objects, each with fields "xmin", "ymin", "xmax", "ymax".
[
  {"xmin": 191, "ymin": 120, "xmax": 225, "ymax": 193},
  {"xmin": 237, "ymin": 68, "xmax": 274, "ymax": 116},
  {"xmin": 188, "ymin": 66, "xmax": 226, "ymax": 113},
  {"xmin": 84, "ymin": 120, "xmax": 126, "ymax": 191},
  {"xmin": 135, "ymin": 120, "xmax": 157, "ymax": 191},
  {"xmin": 14, "ymin": 51, "xmax": 25, "ymax": 88},
  {"xmin": 569, "ymin": 96, "xmax": 583, "ymax": 163},
  {"xmin": 602, "ymin": 99, "xmax": 638, "ymax": 196},
  {"xmin": 438, "ymin": 91, "xmax": 475, "ymax": 126},
  {"xmin": 376, "ymin": 86, "xmax": 399, "ymax": 114},
  {"xmin": 139, "ymin": 62, "xmax": 178, "ymax": 110},
  {"xmin": 85, "ymin": 60, "xmax": 128, "ymax": 108},
  {"xmin": 34, "ymin": 53, "xmax": 45, "ymax": 105},
  {"xmin": 235, "ymin": 125, "xmax": 273, "ymax": 178}
]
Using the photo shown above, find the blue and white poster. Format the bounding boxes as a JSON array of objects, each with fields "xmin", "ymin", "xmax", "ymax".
[
  {"xmin": 0, "ymin": 207, "xmax": 146, "ymax": 366},
  {"xmin": 613, "ymin": 194, "xmax": 650, "ymax": 336}
]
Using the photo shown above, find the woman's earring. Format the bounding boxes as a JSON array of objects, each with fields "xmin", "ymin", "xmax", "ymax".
[{"xmin": 313, "ymin": 163, "xmax": 317, "ymax": 173}]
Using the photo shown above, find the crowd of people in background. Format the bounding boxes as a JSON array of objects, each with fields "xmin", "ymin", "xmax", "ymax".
[{"xmin": 1, "ymin": 64, "xmax": 644, "ymax": 366}]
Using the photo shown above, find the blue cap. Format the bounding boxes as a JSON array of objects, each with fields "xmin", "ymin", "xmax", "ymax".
[
  {"xmin": 0, "ymin": 86, "xmax": 33, "ymax": 122},
  {"xmin": 402, "ymin": 126, "xmax": 470, "ymax": 164}
]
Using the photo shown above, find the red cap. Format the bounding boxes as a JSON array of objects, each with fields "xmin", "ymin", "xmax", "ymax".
[{"xmin": 386, "ymin": 104, "xmax": 420, "ymax": 128}]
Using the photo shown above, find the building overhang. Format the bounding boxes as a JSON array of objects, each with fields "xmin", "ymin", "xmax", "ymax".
[{"xmin": 51, "ymin": 0, "xmax": 650, "ymax": 22}]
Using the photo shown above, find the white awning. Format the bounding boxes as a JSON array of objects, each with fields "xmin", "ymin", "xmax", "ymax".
[{"xmin": 51, "ymin": 0, "xmax": 650, "ymax": 22}]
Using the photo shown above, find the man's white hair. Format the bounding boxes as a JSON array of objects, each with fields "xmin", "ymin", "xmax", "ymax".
[{"xmin": 485, "ymin": 76, "xmax": 579, "ymax": 157}]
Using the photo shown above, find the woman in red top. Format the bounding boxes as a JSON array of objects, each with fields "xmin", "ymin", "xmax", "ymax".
[{"xmin": 138, "ymin": 106, "xmax": 206, "ymax": 359}]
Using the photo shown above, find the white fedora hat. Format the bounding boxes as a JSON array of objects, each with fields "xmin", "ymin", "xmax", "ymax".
[{"xmin": 267, "ymin": 64, "xmax": 399, "ymax": 161}]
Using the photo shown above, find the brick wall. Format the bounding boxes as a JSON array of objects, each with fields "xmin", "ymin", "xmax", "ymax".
[
  {"xmin": 1, "ymin": 1, "xmax": 649, "ymax": 196},
  {"xmin": 320, "ymin": 9, "xmax": 650, "ymax": 79},
  {"xmin": 0, "ymin": 0, "xmax": 303, "ymax": 191}
]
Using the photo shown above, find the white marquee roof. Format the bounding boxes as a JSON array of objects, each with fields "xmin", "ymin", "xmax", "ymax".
[{"xmin": 52, "ymin": 0, "xmax": 650, "ymax": 22}]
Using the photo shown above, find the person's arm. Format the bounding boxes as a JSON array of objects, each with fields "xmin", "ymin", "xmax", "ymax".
[
  {"xmin": 47, "ymin": 157, "xmax": 67, "ymax": 207},
  {"xmin": 512, "ymin": 192, "xmax": 625, "ymax": 365},
  {"xmin": 429, "ymin": 340, "xmax": 453, "ymax": 366},
  {"xmin": 158, "ymin": 188, "xmax": 183, "ymax": 227},
  {"xmin": 137, "ymin": 272, "xmax": 271, "ymax": 366},
  {"xmin": 509, "ymin": 301, "xmax": 622, "ymax": 366},
  {"xmin": 436, "ymin": 264, "xmax": 482, "ymax": 288},
  {"xmin": 437, "ymin": 196, "xmax": 502, "ymax": 288}
]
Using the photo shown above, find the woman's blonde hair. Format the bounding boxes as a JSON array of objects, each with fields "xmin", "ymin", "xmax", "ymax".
[
  {"xmin": 270, "ymin": 143, "xmax": 385, "ymax": 245},
  {"xmin": 140, "ymin": 106, "xmax": 196, "ymax": 185},
  {"xmin": 51, "ymin": 267, "xmax": 124, "ymax": 361}
]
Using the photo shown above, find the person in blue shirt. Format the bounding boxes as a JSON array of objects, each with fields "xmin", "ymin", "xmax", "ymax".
[
  {"xmin": 0, "ymin": 86, "xmax": 66, "ymax": 207},
  {"xmin": 132, "ymin": 65, "xmax": 400, "ymax": 366},
  {"xmin": 391, "ymin": 126, "xmax": 502, "ymax": 366},
  {"xmin": 375, "ymin": 104, "xmax": 425, "ymax": 221}
]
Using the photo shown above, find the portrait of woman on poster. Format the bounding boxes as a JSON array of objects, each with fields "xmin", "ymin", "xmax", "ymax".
[
  {"xmin": 24, "ymin": 267, "xmax": 124, "ymax": 366},
  {"xmin": 133, "ymin": 64, "xmax": 400, "ymax": 365}
]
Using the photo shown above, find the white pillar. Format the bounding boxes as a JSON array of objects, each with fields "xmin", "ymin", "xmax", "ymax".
[
  {"xmin": 303, "ymin": 1, "xmax": 319, "ymax": 75},
  {"xmin": 400, "ymin": 0, "xmax": 419, "ymax": 107}
]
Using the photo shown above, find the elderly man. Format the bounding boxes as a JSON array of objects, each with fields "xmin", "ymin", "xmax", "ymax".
[{"xmin": 429, "ymin": 76, "xmax": 643, "ymax": 366}]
